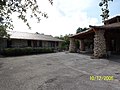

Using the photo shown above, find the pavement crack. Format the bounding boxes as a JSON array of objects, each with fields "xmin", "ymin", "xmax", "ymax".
[{"xmin": 44, "ymin": 77, "xmax": 57, "ymax": 84}]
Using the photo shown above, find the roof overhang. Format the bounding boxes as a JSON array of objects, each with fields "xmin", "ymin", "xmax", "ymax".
[
  {"xmin": 89, "ymin": 22, "xmax": 120, "ymax": 30},
  {"xmin": 104, "ymin": 16, "xmax": 120, "ymax": 24},
  {"xmin": 70, "ymin": 28, "xmax": 94, "ymax": 39},
  {"xmin": 70, "ymin": 22, "xmax": 120, "ymax": 39}
]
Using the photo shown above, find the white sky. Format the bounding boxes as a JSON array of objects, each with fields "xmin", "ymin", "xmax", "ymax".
[{"xmin": 11, "ymin": 0, "xmax": 120, "ymax": 36}]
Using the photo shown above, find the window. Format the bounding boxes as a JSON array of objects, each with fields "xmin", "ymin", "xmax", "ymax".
[
  {"xmin": 33, "ymin": 41, "xmax": 37, "ymax": 47},
  {"xmin": 48, "ymin": 41, "xmax": 55, "ymax": 47},
  {"xmin": 27, "ymin": 40, "xmax": 31, "ymax": 47},
  {"xmin": 56, "ymin": 42, "xmax": 58, "ymax": 47},
  {"xmin": 39, "ymin": 41, "xmax": 42, "ymax": 47},
  {"xmin": 51, "ymin": 41, "xmax": 55, "ymax": 47},
  {"xmin": 7, "ymin": 40, "xmax": 12, "ymax": 48}
]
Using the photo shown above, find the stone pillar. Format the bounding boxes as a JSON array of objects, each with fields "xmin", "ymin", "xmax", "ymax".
[
  {"xmin": 79, "ymin": 40, "xmax": 85, "ymax": 51},
  {"xmin": 94, "ymin": 29, "xmax": 106, "ymax": 58},
  {"xmin": 69, "ymin": 38, "xmax": 76, "ymax": 52}
]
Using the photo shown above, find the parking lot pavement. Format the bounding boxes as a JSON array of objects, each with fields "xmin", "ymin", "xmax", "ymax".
[{"xmin": 0, "ymin": 52, "xmax": 120, "ymax": 90}]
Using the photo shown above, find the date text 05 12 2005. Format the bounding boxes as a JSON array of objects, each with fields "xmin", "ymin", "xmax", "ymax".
[{"xmin": 90, "ymin": 75, "xmax": 114, "ymax": 81}]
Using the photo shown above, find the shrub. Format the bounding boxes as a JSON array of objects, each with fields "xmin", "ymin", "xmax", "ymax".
[{"xmin": 1, "ymin": 47, "xmax": 54, "ymax": 56}]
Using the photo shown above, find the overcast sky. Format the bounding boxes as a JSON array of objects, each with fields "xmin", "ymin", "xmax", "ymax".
[{"xmin": 12, "ymin": 0, "xmax": 120, "ymax": 36}]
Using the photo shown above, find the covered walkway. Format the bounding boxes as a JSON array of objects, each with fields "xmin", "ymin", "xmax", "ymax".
[{"xmin": 69, "ymin": 16, "xmax": 120, "ymax": 58}]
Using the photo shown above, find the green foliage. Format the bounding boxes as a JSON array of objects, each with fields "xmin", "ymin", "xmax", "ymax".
[
  {"xmin": 0, "ymin": 0, "xmax": 51, "ymax": 28},
  {"xmin": 76, "ymin": 27, "xmax": 89, "ymax": 33},
  {"xmin": 1, "ymin": 47, "xmax": 54, "ymax": 56},
  {"xmin": 0, "ymin": 25, "xmax": 10, "ymax": 38},
  {"xmin": 56, "ymin": 34, "xmax": 71, "ymax": 50},
  {"xmin": 48, "ymin": 0, "xmax": 53, "ymax": 5},
  {"xmin": 99, "ymin": 0, "xmax": 113, "ymax": 22},
  {"xmin": 0, "ymin": 0, "xmax": 52, "ymax": 38}
]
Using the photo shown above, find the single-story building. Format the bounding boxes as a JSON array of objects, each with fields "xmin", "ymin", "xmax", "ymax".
[
  {"xmin": 0, "ymin": 31, "xmax": 63, "ymax": 49},
  {"xmin": 69, "ymin": 16, "xmax": 120, "ymax": 58}
]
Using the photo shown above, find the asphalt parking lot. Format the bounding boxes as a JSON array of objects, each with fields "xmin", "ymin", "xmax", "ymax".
[{"xmin": 0, "ymin": 52, "xmax": 120, "ymax": 90}]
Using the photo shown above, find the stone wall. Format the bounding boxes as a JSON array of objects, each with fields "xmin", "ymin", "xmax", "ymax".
[
  {"xmin": 79, "ymin": 40, "xmax": 85, "ymax": 51},
  {"xmin": 69, "ymin": 38, "xmax": 76, "ymax": 52},
  {"xmin": 94, "ymin": 30, "xmax": 106, "ymax": 58}
]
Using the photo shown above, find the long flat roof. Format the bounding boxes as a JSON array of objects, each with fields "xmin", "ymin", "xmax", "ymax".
[{"xmin": 7, "ymin": 31, "xmax": 63, "ymax": 42}]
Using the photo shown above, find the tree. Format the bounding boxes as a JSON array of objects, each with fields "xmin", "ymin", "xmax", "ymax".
[
  {"xmin": 76, "ymin": 27, "xmax": 88, "ymax": 34},
  {"xmin": 55, "ymin": 34, "xmax": 71, "ymax": 50},
  {"xmin": 0, "ymin": 25, "xmax": 10, "ymax": 38},
  {"xmin": 99, "ymin": 0, "xmax": 113, "ymax": 22},
  {"xmin": 76, "ymin": 27, "xmax": 83, "ymax": 33},
  {"xmin": 0, "ymin": 0, "xmax": 53, "ymax": 38}
]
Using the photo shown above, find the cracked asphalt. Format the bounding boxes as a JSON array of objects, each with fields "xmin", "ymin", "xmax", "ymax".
[{"xmin": 0, "ymin": 52, "xmax": 120, "ymax": 90}]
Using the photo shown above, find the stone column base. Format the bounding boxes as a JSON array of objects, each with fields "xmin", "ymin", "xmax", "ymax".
[
  {"xmin": 69, "ymin": 38, "xmax": 76, "ymax": 53},
  {"xmin": 93, "ymin": 29, "xmax": 107, "ymax": 58}
]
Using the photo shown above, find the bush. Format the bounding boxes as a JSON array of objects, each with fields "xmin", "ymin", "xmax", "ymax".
[{"xmin": 1, "ymin": 47, "xmax": 54, "ymax": 56}]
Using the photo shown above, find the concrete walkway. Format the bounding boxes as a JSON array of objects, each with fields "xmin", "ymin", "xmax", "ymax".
[{"xmin": 0, "ymin": 52, "xmax": 120, "ymax": 90}]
